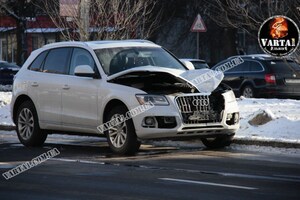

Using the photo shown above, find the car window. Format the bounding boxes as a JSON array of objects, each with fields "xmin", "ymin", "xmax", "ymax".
[
  {"xmin": 29, "ymin": 51, "xmax": 48, "ymax": 71},
  {"xmin": 249, "ymin": 61, "xmax": 263, "ymax": 72},
  {"xmin": 267, "ymin": 60, "xmax": 300, "ymax": 73},
  {"xmin": 43, "ymin": 48, "xmax": 72, "ymax": 74},
  {"xmin": 69, "ymin": 48, "xmax": 95, "ymax": 75},
  {"xmin": 225, "ymin": 60, "xmax": 249, "ymax": 73}
]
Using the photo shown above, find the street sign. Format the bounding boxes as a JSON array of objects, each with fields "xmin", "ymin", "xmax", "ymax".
[{"xmin": 190, "ymin": 14, "xmax": 207, "ymax": 32}]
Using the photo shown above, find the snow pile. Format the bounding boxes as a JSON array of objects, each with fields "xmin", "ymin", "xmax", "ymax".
[
  {"xmin": 236, "ymin": 97, "xmax": 300, "ymax": 143},
  {"xmin": 0, "ymin": 92, "xmax": 13, "ymax": 126},
  {"xmin": 248, "ymin": 109, "xmax": 275, "ymax": 126}
]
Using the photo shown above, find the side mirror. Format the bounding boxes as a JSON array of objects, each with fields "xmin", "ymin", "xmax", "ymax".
[
  {"xmin": 181, "ymin": 60, "xmax": 195, "ymax": 70},
  {"xmin": 74, "ymin": 65, "xmax": 95, "ymax": 78}
]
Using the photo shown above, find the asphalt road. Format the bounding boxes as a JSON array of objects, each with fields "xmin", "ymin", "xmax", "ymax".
[{"xmin": 0, "ymin": 131, "xmax": 300, "ymax": 200}]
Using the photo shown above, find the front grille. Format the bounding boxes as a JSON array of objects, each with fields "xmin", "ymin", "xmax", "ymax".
[{"xmin": 175, "ymin": 95, "xmax": 224, "ymax": 124}]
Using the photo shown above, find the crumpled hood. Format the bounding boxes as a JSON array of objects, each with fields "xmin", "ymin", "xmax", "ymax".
[{"xmin": 107, "ymin": 66, "xmax": 224, "ymax": 93}]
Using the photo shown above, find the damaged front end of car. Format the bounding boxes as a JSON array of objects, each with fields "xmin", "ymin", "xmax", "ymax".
[{"xmin": 107, "ymin": 67, "xmax": 239, "ymax": 141}]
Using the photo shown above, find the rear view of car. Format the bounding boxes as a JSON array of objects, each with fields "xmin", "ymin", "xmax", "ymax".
[{"xmin": 212, "ymin": 54, "xmax": 300, "ymax": 98}]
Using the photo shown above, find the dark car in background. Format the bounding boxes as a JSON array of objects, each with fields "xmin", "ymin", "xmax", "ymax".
[
  {"xmin": 0, "ymin": 61, "xmax": 20, "ymax": 90},
  {"xmin": 212, "ymin": 54, "xmax": 300, "ymax": 98}
]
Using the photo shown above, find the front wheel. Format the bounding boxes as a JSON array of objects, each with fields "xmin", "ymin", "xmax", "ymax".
[
  {"xmin": 105, "ymin": 105, "xmax": 141, "ymax": 155},
  {"xmin": 16, "ymin": 101, "xmax": 47, "ymax": 147},
  {"xmin": 201, "ymin": 135, "xmax": 234, "ymax": 149}
]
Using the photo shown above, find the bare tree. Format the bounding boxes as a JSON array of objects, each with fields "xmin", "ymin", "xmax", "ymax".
[
  {"xmin": 203, "ymin": 0, "xmax": 300, "ymax": 60},
  {"xmin": 0, "ymin": 0, "xmax": 31, "ymax": 65},
  {"xmin": 35, "ymin": 0, "xmax": 161, "ymax": 41}
]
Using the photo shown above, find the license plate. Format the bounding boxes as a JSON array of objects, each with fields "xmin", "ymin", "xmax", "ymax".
[{"xmin": 286, "ymin": 79, "xmax": 300, "ymax": 84}]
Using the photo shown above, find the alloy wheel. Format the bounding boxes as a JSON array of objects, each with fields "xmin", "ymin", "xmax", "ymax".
[
  {"xmin": 108, "ymin": 114, "xmax": 127, "ymax": 148},
  {"xmin": 18, "ymin": 108, "xmax": 34, "ymax": 140},
  {"xmin": 243, "ymin": 87, "xmax": 253, "ymax": 98}
]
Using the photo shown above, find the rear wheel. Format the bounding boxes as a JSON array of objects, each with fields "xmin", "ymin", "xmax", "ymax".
[
  {"xmin": 241, "ymin": 85, "xmax": 255, "ymax": 98},
  {"xmin": 105, "ymin": 105, "xmax": 140, "ymax": 155},
  {"xmin": 201, "ymin": 135, "xmax": 233, "ymax": 149},
  {"xmin": 16, "ymin": 101, "xmax": 47, "ymax": 147}
]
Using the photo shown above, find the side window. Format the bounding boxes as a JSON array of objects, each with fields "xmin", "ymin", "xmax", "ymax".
[
  {"xmin": 69, "ymin": 48, "xmax": 95, "ymax": 75},
  {"xmin": 225, "ymin": 61, "xmax": 249, "ymax": 73},
  {"xmin": 29, "ymin": 51, "xmax": 48, "ymax": 71},
  {"xmin": 249, "ymin": 61, "xmax": 263, "ymax": 72},
  {"xmin": 43, "ymin": 48, "xmax": 72, "ymax": 74}
]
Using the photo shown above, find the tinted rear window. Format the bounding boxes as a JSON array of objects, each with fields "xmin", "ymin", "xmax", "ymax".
[
  {"xmin": 225, "ymin": 60, "xmax": 249, "ymax": 73},
  {"xmin": 249, "ymin": 61, "xmax": 263, "ymax": 71},
  {"xmin": 267, "ymin": 61, "xmax": 300, "ymax": 73},
  {"xmin": 29, "ymin": 51, "xmax": 48, "ymax": 71}
]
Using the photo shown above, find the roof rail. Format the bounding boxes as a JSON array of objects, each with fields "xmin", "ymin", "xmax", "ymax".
[
  {"xmin": 43, "ymin": 41, "xmax": 88, "ymax": 48},
  {"xmin": 123, "ymin": 39, "xmax": 155, "ymax": 44}
]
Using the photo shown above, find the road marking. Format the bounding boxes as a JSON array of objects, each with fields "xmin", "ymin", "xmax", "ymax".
[
  {"xmin": 159, "ymin": 178, "xmax": 258, "ymax": 190},
  {"xmin": 51, "ymin": 158, "xmax": 300, "ymax": 183},
  {"xmin": 52, "ymin": 158, "xmax": 105, "ymax": 165}
]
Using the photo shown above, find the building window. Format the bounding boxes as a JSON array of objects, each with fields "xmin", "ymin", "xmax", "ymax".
[{"xmin": 32, "ymin": 36, "xmax": 39, "ymax": 51}]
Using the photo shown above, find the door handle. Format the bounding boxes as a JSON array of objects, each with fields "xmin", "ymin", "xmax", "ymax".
[
  {"xmin": 62, "ymin": 84, "xmax": 70, "ymax": 90},
  {"xmin": 31, "ymin": 82, "xmax": 39, "ymax": 87}
]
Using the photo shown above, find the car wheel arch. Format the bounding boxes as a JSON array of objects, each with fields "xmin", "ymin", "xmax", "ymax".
[
  {"xmin": 13, "ymin": 95, "xmax": 35, "ymax": 124},
  {"xmin": 240, "ymin": 80, "xmax": 256, "ymax": 92},
  {"xmin": 240, "ymin": 82, "xmax": 256, "ymax": 98},
  {"xmin": 102, "ymin": 99, "xmax": 129, "ymax": 123}
]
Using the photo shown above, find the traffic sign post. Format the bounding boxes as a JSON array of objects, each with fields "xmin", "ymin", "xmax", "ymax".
[{"xmin": 190, "ymin": 14, "xmax": 207, "ymax": 59}]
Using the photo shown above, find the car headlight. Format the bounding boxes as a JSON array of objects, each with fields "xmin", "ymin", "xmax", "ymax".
[{"xmin": 136, "ymin": 94, "xmax": 169, "ymax": 106}]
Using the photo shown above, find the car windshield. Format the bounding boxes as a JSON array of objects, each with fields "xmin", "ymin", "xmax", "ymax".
[
  {"xmin": 94, "ymin": 47, "xmax": 186, "ymax": 75},
  {"xmin": 267, "ymin": 60, "xmax": 300, "ymax": 73}
]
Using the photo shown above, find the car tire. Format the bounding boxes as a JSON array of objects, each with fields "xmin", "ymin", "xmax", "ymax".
[
  {"xmin": 105, "ymin": 105, "xmax": 141, "ymax": 155},
  {"xmin": 201, "ymin": 135, "xmax": 233, "ymax": 149},
  {"xmin": 241, "ymin": 85, "xmax": 255, "ymax": 98},
  {"xmin": 16, "ymin": 101, "xmax": 47, "ymax": 147}
]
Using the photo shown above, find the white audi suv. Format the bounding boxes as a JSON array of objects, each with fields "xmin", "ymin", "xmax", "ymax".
[{"xmin": 11, "ymin": 40, "xmax": 239, "ymax": 155}]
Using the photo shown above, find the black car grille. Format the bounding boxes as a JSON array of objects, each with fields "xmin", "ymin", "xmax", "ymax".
[{"xmin": 175, "ymin": 95, "xmax": 224, "ymax": 124}]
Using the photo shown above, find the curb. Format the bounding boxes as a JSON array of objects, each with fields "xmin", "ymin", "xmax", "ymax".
[{"xmin": 233, "ymin": 138, "xmax": 300, "ymax": 149}]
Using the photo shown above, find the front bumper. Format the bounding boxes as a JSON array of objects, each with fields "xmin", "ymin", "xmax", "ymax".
[{"xmin": 132, "ymin": 92, "xmax": 239, "ymax": 139}]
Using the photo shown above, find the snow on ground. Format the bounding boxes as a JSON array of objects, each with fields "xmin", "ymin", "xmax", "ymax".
[
  {"xmin": 0, "ymin": 92, "xmax": 299, "ymax": 143},
  {"xmin": 236, "ymin": 97, "xmax": 300, "ymax": 143},
  {"xmin": 0, "ymin": 92, "xmax": 13, "ymax": 126}
]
